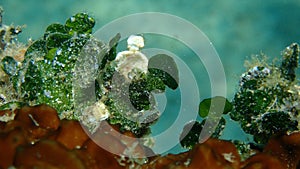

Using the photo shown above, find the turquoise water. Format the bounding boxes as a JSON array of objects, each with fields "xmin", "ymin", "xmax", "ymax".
[
  {"xmin": 2, "ymin": 0, "xmax": 300, "ymax": 96},
  {"xmin": 2, "ymin": 0, "xmax": 300, "ymax": 154}
]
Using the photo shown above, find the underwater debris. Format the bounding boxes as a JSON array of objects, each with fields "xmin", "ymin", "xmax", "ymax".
[{"xmin": 230, "ymin": 43, "xmax": 300, "ymax": 144}]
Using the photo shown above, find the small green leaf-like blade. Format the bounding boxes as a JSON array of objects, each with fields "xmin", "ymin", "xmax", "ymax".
[
  {"xmin": 45, "ymin": 48, "xmax": 57, "ymax": 61},
  {"xmin": 180, "ymin": 120, "xmax": 202, "ymax": 149},
  {"xmin": 148, "ymin": 54, "xmax": 179, "ymax": 89},
  {"xmin": 45, "ymin": 33, "xmax": 71, "ymax": 49},
  {"xmin": 199, "ymin": 96, "xmax": 232, "ymax": 118},
  {"xmin": 24, "ymin": 39, "xmax": 47, "ymax": 58},
  {"xmin": 99, "ymin": 33, "xmax": 121, "ymax": 69},
  {"xmin": 179, "ymin": 117, "xmax": 226, "ymax": 149},
  {"xmin": 65, "ymin": 12, "xmax": 95, "ymax": 34},
  {"xmin": 199, "ymin": 98, "xmax": 210, "ymax": 118},
  {"xmin": 280, "ymin": 43, "xmax": 299, "ymax": 81},
  {"xmin": 1, "ymin": 56, "xmax": 18, "ymax": 76},
  {"xmin": 44, "ymin": 23, "xmax": 68, "ymax": 39},
  {"xmin": 109, "ymin": 33, "xmax": 121, "ymax": 49}
]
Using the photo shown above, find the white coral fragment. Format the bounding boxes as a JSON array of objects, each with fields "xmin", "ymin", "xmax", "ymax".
[
  {"xmin": 127, "ymin": 35, "xmax": 144, "ymax": 52},
  {"xmin": 115, "ymin": 35, "xmax": 148, "ymax": 81}
]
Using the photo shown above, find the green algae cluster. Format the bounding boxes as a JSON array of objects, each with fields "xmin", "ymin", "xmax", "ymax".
[
  {"xmin": 230, "ymin": 43, "xmax": 300, "ymax": 144},
  {"xmin": 0, "ymin": 12, "xmax": 179, "ymax": 136},
  {"xmin": 180, "ymin": 43, "xmax": 300, "ymax": 151},
  {"xmin": 97, "ymin": 54, "xmax": 179, "ymax": 136},
  {"xmin": 1, "ymin": 13, "xmax": 95, "ymax": 115}
]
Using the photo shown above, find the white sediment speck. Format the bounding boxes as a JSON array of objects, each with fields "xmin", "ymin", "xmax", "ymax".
[
  {"xmin": 56, "ymin": 48, "xmax": 62, "ymax": 55},
  {"xmin": 43, "ymin": 90, "xmax": 52, "ymax": 98},
  {"xmin": 222, "ymin": 152, "xmax": 236, "ymax": 163},
  {"xmin": 70, "ymin": 16, "xmax": 76, "ymax": 22}
]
